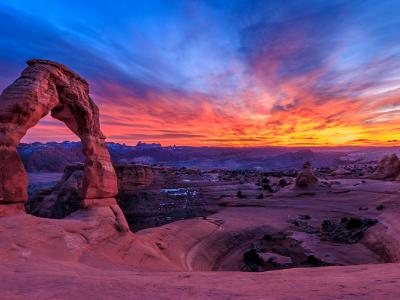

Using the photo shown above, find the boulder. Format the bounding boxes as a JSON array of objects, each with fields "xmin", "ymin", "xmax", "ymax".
[
  {"xmin": 295, "ymin": 161, "xmax": 319, "ymax": 188},
  {"xmin": 369, "ymin": 154, "xmax": 400, "ymax": 180},
  {"xmin": 259, "ymin": 252, "xmax": 293, "ymax": 265},
  {"xmin": 329, "ymin": 167, "xmax": 352, "ymax": 177},
  {"xmin": 115, "ymin": 164, "xmax": 157, "ymax": 193}
]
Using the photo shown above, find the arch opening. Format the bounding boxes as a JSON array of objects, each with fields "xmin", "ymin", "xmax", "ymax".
[{"xmin": 0, "ymin": 59, "xmax": 118, "ymax": 214}]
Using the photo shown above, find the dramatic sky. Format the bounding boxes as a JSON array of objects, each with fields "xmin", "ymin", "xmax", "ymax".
[{"xmin": 1, "ymin": 0, "xmax": 400, "ymax": 146}]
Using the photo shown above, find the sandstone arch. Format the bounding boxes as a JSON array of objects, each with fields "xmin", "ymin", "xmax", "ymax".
[{"xmin": 0, "ymin": 59, "xmax": 118, "ymax": 212}]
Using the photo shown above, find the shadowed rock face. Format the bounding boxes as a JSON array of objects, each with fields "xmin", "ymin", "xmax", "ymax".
[
  {"xmin": 0, "ymin": 59, "xmax": 118, "ymax": 210},
  {"xmin": 369, "ymin": 154, "xmax": 400, "ymax": 180}
]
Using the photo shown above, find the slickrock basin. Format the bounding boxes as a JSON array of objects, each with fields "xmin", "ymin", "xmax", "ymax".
[{"xmin": 2, "ymin": 178, "xmax": 400, "ymax": 299}]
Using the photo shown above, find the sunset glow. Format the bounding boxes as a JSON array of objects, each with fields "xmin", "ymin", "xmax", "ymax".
[{"xmin": 1, "ymin": 0, "xmax": 400, "ymax": 146}]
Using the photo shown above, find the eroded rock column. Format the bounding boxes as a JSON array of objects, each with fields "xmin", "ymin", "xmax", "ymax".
[
  {"xmin": 80, "ymin": 135, "xmax": 119, "ymax": 207},
  {"xmin": 0, "ymin": 146, "xmax": 27, "ymax": 203}
]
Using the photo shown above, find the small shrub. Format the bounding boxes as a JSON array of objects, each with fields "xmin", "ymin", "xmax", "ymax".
[{"xmin": 237, "ymin": 190, "xmax": 245, "ymax": 198}]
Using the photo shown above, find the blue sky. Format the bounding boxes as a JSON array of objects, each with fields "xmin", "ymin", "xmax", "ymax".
[{"xmin": 1, "ymin": 0, "xmax": 400, "ymax": 146}]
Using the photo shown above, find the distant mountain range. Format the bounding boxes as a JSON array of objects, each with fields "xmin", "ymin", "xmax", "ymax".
[{"xmin": 17, "ymin": 141, "xmax": 400, "ymax": 173}]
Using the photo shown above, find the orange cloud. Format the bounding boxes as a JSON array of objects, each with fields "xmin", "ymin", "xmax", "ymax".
[{"xmin": 20, "ymin": 49, "xmax": 400, "ymax": 148}]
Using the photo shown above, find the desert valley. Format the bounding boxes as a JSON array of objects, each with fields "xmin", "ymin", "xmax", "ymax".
[
  {"xmin": 1, "ymin": 1, "xmax": 400, "ymax": 299},
  {"xmin": 0, "ymin": 59, "xmax": 398, "ymax": 299}
]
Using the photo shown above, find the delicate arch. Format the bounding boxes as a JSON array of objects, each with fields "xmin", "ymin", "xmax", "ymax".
[{"xmin": 0, "ymin": 59, "xmax": 118, "ymax": 208}]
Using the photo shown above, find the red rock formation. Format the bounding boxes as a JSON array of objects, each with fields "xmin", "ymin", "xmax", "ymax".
[
  {"xmin": 369, "ymin": 154, "xmax": 400, "ymax": 180},
  {"xmin": 295, "ymin": 161, "xmax": 319, "ymax": 188},
  {"xmin": 0, "ymin": 59, "xmax": 118, "ymax": 212},
  {"xmin": 115, "ymin": 164, "xmax": 158, "ymax": 193},
  {"xmin": 26, "ymin": 163, "xmax": 162, "ymax": 218}
]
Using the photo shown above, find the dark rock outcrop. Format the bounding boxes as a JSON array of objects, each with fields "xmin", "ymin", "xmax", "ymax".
[{"xmin": 25, "ymin": 163, "xmax": 83, "ymax": 218}]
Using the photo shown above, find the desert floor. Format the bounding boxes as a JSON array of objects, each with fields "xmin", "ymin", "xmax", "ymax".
[{"xmin": 2, "ymin": 178, "xmax": 400, "ymax": 299}]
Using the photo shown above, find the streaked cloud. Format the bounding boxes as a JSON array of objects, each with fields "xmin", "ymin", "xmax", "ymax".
[{"xmin": 0, "ymin": 0, "xmax": 399, "ymax": 146}]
